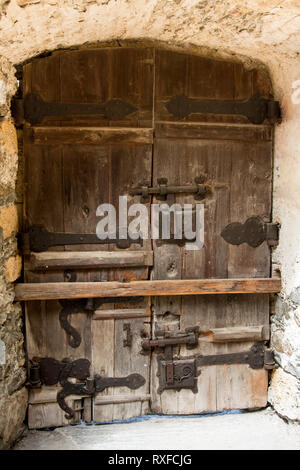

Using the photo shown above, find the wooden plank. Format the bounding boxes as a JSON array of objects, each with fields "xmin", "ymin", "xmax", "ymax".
[
  {"xmin": 27, "ymin": 126, "xmax": 154, "ymax": 145},
  {"xmin": 92, "ymin": 318, "xmax": 115, "ymax": 423},
  {"xmin": 29, "ymin": 387, "xmax": 90, "ymax": 404},
  {"xmin": 200, "ymin": 325, "xmax": 266, "ymax": 343},
  {"xmin": 59, "ymin": 48, "xmax": 154, "ymax": 128},
  {"xmin": 112, "ymin": 317, "xmax": 150, "ymax": 420},
  {"xmin": 94, "ymin": 395, "xmax": 150, "ymax": 405},
  {"xmin": 155, "ymin": 122, "xmax": 272, "ymax": 142},
  {"xmin": 29, "ymin": 251, "xmax": 154, "ymax": 270},
  {"xmin": 15, "ymin": 278, "xmax": 281, "ymax": 301},
  {"xmin": 93, "ymin": 308, "xmax": 150, "ymax": 320}
]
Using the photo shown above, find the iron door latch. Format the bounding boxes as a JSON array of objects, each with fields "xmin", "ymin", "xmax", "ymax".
[
  {"xmin": 129, "ymin": 177, "xmax": 210, "ymax": 203},
  {"xmin": 141, "ymin": 327, "xmax": 200, "ymax": 354},
  {"xmin": 157, "ymin": 344, "xmax": 277, "ymax": 394}
]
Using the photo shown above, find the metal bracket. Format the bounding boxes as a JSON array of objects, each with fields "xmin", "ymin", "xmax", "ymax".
[
  {"xmin": 20, "ymin": 224, "xmax": 143, "ymax": 253},
  {"xmin": 165, "ymin": 93, "xmax": 281, "ymax": 124},
  {"xmin": 27, "ymin": 357, "xmax": 146, "ymax": 419},
  {"xmin": 123, "ymin": 323, "xmax": 132, "ymax": 347},
  {"xmin": 12, "ymin": 93, "xmax": 137, "ymax": 125},
  {"xmin": 130, "ymin": 177, "xmax": 210, "ymax": 203},
  {"xmin": 221, "ymin": 217, "xmax": 280, "ymax": 248},
  {"xmin": 157, "ymin": 358, "xmax": 199, "ymax": 394}
]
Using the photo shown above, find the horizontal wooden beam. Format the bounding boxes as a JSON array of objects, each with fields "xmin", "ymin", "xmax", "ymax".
[
  {"xmin": 155, "ymin": 122, "xmax": 272, "ymax": 142},
  {"xmin": 26, "ymin": 126, "xmax": 153, "ymax": 145},
  {"xmin": 200, "ymin": 325, "xmax": 267, "ymax": 343},
  {"xmin": 14, "ymin": 278, "xmax": 281, "ymax": 301},
  {"xmin": 29, "ymin": 251, "xmax": 153, "ymax": 270}
]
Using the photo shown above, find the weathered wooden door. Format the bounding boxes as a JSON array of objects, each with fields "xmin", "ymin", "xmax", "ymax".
[
  {"xmin": 22, "ymin": 48, "xmax": 154, "ymax": 428},
  {"xmin": 150, "ymin": 50, "xmax": 276, "ymax": 413},
  {"xmin": 19, "ymin": 48, "xmax": 279, "ymax": 429}
]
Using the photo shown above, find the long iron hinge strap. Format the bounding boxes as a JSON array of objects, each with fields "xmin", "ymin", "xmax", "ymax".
[
  {"xmin": 166, "ymin": 93, "xmax": 281, "ymax": 124},
  {"xmin": 21, "ymin": 225, "xmax": 142, "ymax": 252},
  {"xmin": 12, "ymin": 93, "xmax": 137, "ymax": 125},
  {"xmin": 195, "ymin": 344, "xmax": 270, "ymax": 370}
]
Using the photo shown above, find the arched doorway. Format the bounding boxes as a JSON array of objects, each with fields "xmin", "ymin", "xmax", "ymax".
[{"xmin": 16, "ymin": 47, "xmax": 280, "ymax": 428}]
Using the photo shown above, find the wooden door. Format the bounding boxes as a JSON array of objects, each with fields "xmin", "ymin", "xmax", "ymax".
[
  {"xmin": 19, "ymin": 47, "xmax": 278, "ymax": 429},
  {"xmin": 23, "ymin": 48, "xmax": 154, "ymax": 428},
  {"xmin": 150, "ymin": 50, "xmax": 274, "ymax": 413}
]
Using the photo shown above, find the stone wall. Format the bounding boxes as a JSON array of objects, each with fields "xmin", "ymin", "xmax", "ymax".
[
  {"xmin": 0, "ymin": 57, "xmax": 27, "ymax": 450},
  {"xmin": 0, "ymin": 0, "xmax": 299, "ymax": 447},
  {"xmin": 268, "ymin": 61, "xmax": 300, "ymax": 422}
]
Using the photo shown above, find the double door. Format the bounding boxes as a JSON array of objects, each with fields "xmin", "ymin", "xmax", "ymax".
[{"xmin": 20, "ymin": 47, "xmax": 277, "ymax": 428}]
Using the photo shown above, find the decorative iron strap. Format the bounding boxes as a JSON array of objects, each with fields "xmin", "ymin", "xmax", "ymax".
[
  {"xmin": 221, "ymin": 217, "xmax": 279, "ymax": 248},
  {"xmin": 165, "ymin": 93, "xmax": 281, "ymax": 124},
  {"xmin": 21, "ymin": 225, "xmax": 143, "ymax": 252},
  {"xmin": 13, "ymin": 93, "xmax": 137, "ymax": 125},
  {"xmin": 59, "ymin": 297, "xmax": 144, "ymax": 348},
  {"xmin": 27, "ymin": 357, "xmax": 146, "ymax": 419}
]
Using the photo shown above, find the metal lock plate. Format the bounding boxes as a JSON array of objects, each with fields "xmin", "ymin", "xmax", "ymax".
[{"xmin": 157, "ymin": 358, "xmax": 198, "ymax": 394}]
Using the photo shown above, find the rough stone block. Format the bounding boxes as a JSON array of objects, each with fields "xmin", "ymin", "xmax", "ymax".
[
  {"xmin": 0, "ymin": 121, "xmax": 18, "ymax": 156},
  {"xmin": 5, "ymin": 255, "xmax": 22, "ymax": 282},
  {"xmin": 0, "ymin": 204, "xmax": 18, "ymax": 239},
  {"xmin": 17, "ymin": 0, "xmax": 40, "ymax": 6},
  {"xmin": 0, "ymin": 80, "xmax": 6, "ymax": 106},
  {"xmin": 0, "ymin": 388, "xmax": 28, "ymax": 449},
  {"xmin": 269, "ymin": 367, "xmax": 300, "ymax": 422},
  {"xmin": 0, "ymin": 340, "xmax": 5, "ymax": 365}
]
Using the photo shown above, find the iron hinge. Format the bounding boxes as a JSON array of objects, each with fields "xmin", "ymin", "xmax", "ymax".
[
  {"xmin": 165, "ymin": 93, "xmax": 281, "ymax": 124},
  {"xmin": 27, "ymin": 357, "xmax": 146, "ymax": 420},
  {"xmin": 12, "ymin": 93, "xmax": 137, "ymax": 126},
  {"xmin": 221, "ymin": 217, "xmax": 280, "ymax": 248}
]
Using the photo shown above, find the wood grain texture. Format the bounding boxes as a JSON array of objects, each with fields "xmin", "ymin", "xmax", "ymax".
[
  {"xmin": 200, "ymin": 325, "xmax": 266, "ymax": 343},
  {"xmin": 27, "ymin": 126, "xmax": 153, "ymax": 145},
  {"xmin": 29, "ymin": 251, "xmax": 154, "ymax": 270},
  {"xmin": 93, "ymin": 308, "xmax": 150, "ymax": 320},
  {"xmin": 15, "ymin": 278, "xmax": 281, "ymax": 301},
  {"xmin": 155, "ymin": 122, "xmax": 272, "ymax": 141}
]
